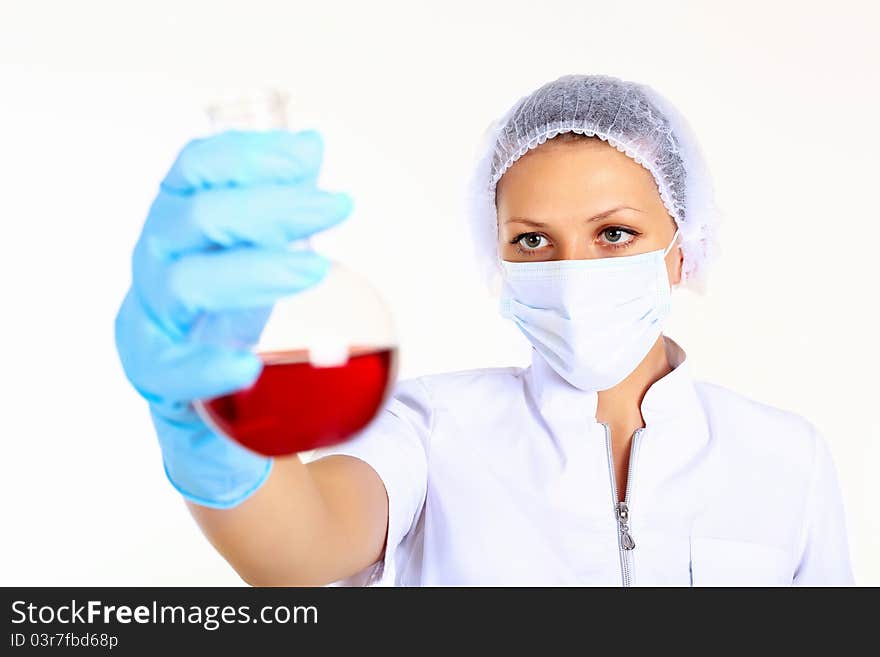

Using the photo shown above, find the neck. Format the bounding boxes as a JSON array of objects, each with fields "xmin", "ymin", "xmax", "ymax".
[{"xmin": 595, "ymin": 334, "xmax": 672, "ymax": 429}]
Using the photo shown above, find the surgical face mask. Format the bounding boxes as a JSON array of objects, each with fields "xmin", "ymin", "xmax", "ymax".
[{"xmin": 499, "ymin": 229, "xmax": 679, "ymax": 392}]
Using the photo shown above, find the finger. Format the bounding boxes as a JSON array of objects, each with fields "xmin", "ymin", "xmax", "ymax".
[
  {"xmin": 144, "ymin": 184, "xmax": 353, "ymax": 255},
  {"xmin": 171, "ymin": 248, "xmax": 330, "ymax": 314},
  {"xmin": 116, "ymin": 289, "xmax": 263, "ymax": 403},
  {"xmin": 133, "ymin": 247, "xmax": 330, "ymax": 333},
  {"xmin": 189, "ymin": 307, "xmax": 275, "ymax": 351},
  {"xmin": 161, "ymin": 129, "xmax": 325, "ymax": 192},
  {"xmin": 153, "ymin": 343, "xmax": 263, "ymax": 402}
]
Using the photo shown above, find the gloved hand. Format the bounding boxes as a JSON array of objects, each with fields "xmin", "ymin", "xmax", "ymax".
[{"xmin": 115, "ymin": 129, "xmax": 354, "ymax": 508}]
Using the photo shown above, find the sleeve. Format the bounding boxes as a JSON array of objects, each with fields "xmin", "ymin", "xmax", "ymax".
[
  {"xmin": 792, "ymin": 425, "xmax": 856, "ymax": 586},
  {"xmin": 309, "ymin": 376, "xmax": 433, "ymax": 587}
]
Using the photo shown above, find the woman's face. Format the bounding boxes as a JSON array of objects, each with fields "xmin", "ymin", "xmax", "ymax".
[{"xmin": 496, "ymin": 136, "xmax": 683, "ymax": 284}]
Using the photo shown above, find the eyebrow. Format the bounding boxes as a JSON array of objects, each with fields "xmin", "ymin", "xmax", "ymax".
[{"xmin": 504, "ymin": 205, "xmax": 642, "ymax": 227}]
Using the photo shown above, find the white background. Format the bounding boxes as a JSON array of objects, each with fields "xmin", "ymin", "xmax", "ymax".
[{"xmin": 1, "ymin": 0, "xmax": 878, "ymax": 585}]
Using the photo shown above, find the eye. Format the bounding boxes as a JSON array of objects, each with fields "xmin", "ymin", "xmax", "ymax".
[
  {"xmin": 512, "ymin": 232, "xmax": 549, "ymax": 251},
  {"xmin": 599, "ymin": 226, "xmax": 637, "ymax": 247}
]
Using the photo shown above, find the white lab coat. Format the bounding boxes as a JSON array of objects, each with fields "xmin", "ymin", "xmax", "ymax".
[{"xmin": 313, "ymin": 336, "xmax": 855, "ymax": 586}]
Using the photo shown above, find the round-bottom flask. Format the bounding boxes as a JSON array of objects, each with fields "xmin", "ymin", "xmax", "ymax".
[{"xmin": 192, "ymin": 90, "xmax": 398, "ymax": 456}]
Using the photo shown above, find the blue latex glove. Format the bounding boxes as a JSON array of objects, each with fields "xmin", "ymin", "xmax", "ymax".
[{"xmin": 115, "ymin": 129, "xmax": 354, "ymax": 509}]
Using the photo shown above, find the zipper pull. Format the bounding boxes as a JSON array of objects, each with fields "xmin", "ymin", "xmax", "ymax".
[{"xmin": 617, "ymin": 501, "xmax": 636, "ymax": 550}]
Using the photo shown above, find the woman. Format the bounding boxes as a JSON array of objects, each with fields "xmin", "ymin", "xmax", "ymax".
[{"xmin": 115, "ymin": 74, "xmax": 854, "ymax": 586}]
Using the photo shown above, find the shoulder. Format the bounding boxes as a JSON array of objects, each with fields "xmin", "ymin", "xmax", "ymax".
[
  {"xmin": 695, "ymin": 380, "xmax": 813, "ymax": 433},
  {"xmin": 693, "ymin": 380, "xmax": 821, "ymax": 476},
  {"xmin": 382, "ymin": 366, "xmax": 523, "ymax": 420},
  {"xmin": 407, "ymin": 365, "xmax": 526, "ymax": 405},
  {"xmin": 378, "ymin": 366, "xmax": 526, "ymax": 451}
]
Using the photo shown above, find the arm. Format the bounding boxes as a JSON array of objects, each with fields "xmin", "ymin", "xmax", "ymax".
[
  {"xmin": 185, "ymin": 374, "xmax": 434, "ymax": 587},
  {"xmin": 792, "ymin": 425, "xmax": 856, "ymax": 586},
  {"xmin": 115, "ymin": 130, "xmax": 399, "ymax": 586},
  {"xmin": 187, "ymin": 453, "xmax": 389, "ymax": 587}
]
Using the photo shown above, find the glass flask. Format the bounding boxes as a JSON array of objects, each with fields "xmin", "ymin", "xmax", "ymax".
[{"xmin": 193, "ymin": 90, "xmax": 398, "ymax": 457}]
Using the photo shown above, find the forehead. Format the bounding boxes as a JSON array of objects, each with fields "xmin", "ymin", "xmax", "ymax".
[{"xmin": 495, "ymin": 138, "xmax": 662, "ymax": 213}]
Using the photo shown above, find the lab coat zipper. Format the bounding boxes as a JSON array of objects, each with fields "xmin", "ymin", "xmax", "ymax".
[{"xmin": 602, "ymin": 424, "xmax": 644, "ymax": 587}]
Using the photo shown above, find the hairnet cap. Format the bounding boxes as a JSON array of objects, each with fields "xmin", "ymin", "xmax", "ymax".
[{"xmin": 466, "ymin": 74, "xmax": 722, "ymax": 293}]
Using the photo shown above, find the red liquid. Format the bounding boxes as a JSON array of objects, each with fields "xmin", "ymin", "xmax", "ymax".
[{"xmin": 199, "ymin": 347, "xmax": 397, "ymax": 456}]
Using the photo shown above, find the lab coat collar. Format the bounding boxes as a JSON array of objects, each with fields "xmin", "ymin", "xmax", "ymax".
[
  {"xmin": 523, "ymin": 335, "xmax": 720, "ymax": 532},
  {"xmin": 640, "ymin": 336, "xmax": 705, "ymax": 432},
  {"xmin": 523, "ymin": 334, "xmax": 707, "ymax": 434}
]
